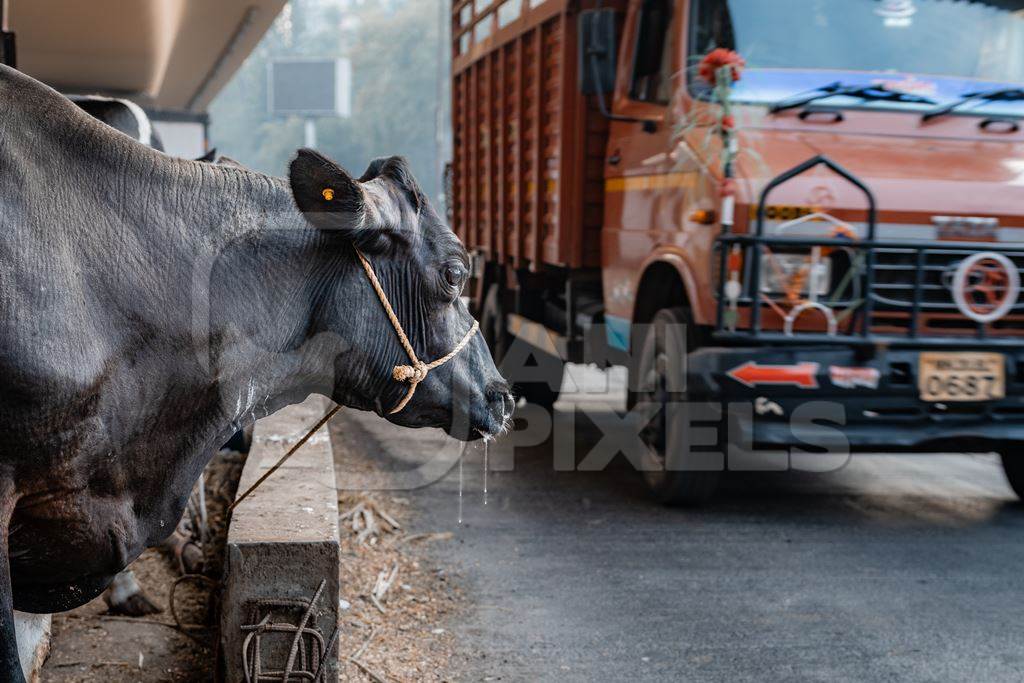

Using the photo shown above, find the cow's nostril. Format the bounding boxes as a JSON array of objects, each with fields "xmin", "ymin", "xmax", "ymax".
[
  {"xmin": 490, "ymin": 392, "xmax": 514, "ymax": 425},
  {"xmin": 485, "ymin": 379, "xmax": 512, "ymax": 401},
  {"xmin": 486, "ymin": 389, "xmax": 515, "ymax": 419}
]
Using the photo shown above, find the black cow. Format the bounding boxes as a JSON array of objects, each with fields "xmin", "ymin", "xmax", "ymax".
[
  {"xmin": 68, "ymin": 95, "xmax": 165, "ymax": 152},
  {"xmin": 0, "ymin": 64, "xmax": 511, "ymax": 680},
  {"xmin": 70, "ymin": 95, "xmax": 220, "ymax": 618}
]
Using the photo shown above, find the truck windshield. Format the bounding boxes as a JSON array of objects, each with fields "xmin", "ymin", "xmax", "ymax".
[{"xmin": 691, "ymin": 0, "xmax": 1024, "ymax": 116}]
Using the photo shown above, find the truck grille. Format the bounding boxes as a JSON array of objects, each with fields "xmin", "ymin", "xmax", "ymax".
[
  {"xmin": 872, "ymin": 247, "xmax": 1024, "ymax": 313},
  {"xmin": 714, "ymin": 237, "xmax": 1024, "ymax": 344},
  {"xmin": 715, "ymin": 156, "xmax": 1024, "ymax": 345}
]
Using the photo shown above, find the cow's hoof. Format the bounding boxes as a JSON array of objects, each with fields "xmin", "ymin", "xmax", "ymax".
[
  {"xmin": 164, "ymin": 528, "xmax": 205, "ymax": 574},
  {"xmin": 178, "ymin": 542, "xmax": 205, "ymax": 575},
  {"xmin": 104, "ymin": 589, "xmax": 162, "ymax": 617}
]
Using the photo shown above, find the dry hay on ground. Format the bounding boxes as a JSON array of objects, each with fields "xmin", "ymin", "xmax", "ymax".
[{"xmin": 336, "ymin": 490, "xmax": 462, "ymax": 682}]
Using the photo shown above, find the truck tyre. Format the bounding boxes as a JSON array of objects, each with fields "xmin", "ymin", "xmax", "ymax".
[
  {"xmin": 480, "ymin": 283, "xmax": 562, "ymax": 408},
  {"xmin": 635, "ymin": 307, "xmax": 720, "ymax": 506},
  {"xmin": 480, "ymin": 283, "xmax": 509, "ymax": 362},
  {"xmin": 999, "ymin": 446, "xmax": 1024, "ymax": 500},
  {"xmin": 514, "ymin": 354, "xmax": 562, "ymax": 408}
]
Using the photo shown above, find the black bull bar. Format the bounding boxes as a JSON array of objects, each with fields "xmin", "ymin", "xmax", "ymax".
[{"xmin": 713, "ymin": 155, "xmax": 1024, "ymax": 348}]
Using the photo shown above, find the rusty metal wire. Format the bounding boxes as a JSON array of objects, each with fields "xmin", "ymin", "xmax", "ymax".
[
  {"xmin": 168, "ymin": 573, "xmax": 219, "ymax": 644},
  {"xmin": 240, "ymin": 579, "xmax": 340, "ymax": 682}
]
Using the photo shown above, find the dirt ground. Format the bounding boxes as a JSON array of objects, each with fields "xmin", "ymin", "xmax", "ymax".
[
  {"xmin": 41, "ymin": 448, "xmax": 246, "ymax": 682},
  {"xmin": 39, "ymin": 414, "xmax": 466, "ymax": 682},
  {"xmin": 330, "ymin": 416, "xmax": 465, "ymax": 682},
  {"xmin": 42, "ymin": 547, "xmax": 214, "ymax": 682}
]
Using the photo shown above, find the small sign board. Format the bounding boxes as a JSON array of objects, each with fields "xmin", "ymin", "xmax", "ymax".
[{"xmin": 268, "ymin": 58, "xmax": 351, "ymax": 118}]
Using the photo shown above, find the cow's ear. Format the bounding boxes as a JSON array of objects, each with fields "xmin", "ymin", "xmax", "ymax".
[{"xmin": 288, "ymin": 149, "xmax": 367, "ymax": 234}]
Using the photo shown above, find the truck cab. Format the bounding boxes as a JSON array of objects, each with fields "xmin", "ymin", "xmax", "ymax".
[{"xmin": 450, "ymin": 0, "xmax": 1024, "ymax": 504}]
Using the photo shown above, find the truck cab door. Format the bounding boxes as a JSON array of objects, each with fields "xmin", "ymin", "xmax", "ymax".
[{"xmin": 601, "ymin": 0, "xmax": 687, "ymax": 336}]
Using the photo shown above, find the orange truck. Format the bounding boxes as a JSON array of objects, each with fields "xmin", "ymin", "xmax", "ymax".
[{"xmin": 450, "ymin": 0, "xmax": 1024, "ymax": 504}]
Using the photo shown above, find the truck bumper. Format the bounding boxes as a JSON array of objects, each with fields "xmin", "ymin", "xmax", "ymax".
[{"xmin": 686, "ymin": 346, "xmax": 1024, "ymax": 451}]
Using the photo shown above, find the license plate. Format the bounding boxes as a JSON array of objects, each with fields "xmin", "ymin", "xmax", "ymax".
[{"xmin": 918, "ymin": 352, "xmax": 1005, "ymax": 402}]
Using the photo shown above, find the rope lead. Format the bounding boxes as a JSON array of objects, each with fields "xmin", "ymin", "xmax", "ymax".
[
  {"xmin": 228, "ymin": 251, "xmax": 481, "ymax": 511},
  {"xmin": 355, "ymin": 249, "xmax": 480, "ymax": 414}
]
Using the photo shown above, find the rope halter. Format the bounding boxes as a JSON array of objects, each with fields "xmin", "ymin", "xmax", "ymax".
[{"xmin": 355, "ymin": 250, "xmax": 480, "ymax": 414}]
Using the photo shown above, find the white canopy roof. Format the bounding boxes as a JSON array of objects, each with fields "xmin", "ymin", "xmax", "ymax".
[{"xmin": 7, "ymin": 0, "xmax": 287, "ymax": 111}]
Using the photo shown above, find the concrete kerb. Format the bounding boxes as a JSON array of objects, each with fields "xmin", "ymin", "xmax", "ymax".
[{"xmin": 220, "ymin": 394, "xmax": 341, "ymax": 681}]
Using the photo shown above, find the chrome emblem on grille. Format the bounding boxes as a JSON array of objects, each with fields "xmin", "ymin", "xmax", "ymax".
[{"xmin": 950, "ymin": 252, "xmax": 1020, "ymax": 323}]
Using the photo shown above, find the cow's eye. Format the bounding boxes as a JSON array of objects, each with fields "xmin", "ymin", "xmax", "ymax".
[{"xmin": 443, "ymin": 263, "xmax": 467, "ymax": 289}]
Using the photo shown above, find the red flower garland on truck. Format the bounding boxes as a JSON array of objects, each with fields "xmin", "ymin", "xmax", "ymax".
[
  {"xmin": 698, "ymin": 48, "xmax": 745, "ymax": 86},
  {"xmin": 698, "ymin": 48, "xmax": 744, "ymax": 199},
  {"xmin": 698, "ymin": 48, "xmax": 745, "ymax": 331}
]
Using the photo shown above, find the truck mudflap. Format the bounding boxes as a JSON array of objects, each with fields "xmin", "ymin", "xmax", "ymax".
[{"xmin": 685, "ymin": 346, "xmax": 1024, "ymax": 451}]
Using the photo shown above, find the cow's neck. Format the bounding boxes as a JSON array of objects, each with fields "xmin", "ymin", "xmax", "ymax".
[{"xmin": 172, "ymin": 165, "xmax": 360, "ymax": 453}]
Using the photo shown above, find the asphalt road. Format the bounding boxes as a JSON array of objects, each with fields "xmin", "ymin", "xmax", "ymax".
[{"xmin": 334, "ymin": 366, "xmax": 1024, "ymax": 682}]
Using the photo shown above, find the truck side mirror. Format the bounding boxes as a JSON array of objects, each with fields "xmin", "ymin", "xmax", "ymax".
[{"xmin": 578, "ymin": 9, "xmax": 617, "ymax": 95}]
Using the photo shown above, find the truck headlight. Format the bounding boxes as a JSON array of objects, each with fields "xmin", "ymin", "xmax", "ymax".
[{"xmin": 760, "ymin": 252, "xmax": 832, "ymax": 297}]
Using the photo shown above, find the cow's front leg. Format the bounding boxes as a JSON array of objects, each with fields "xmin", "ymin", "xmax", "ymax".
[
  {"xmin": 0, "ymin": 573, "xmax": 22, "ymax": 682},
  {"xmin": 0, "ymin": 483, "xmax": 26, "ymax": 683}
]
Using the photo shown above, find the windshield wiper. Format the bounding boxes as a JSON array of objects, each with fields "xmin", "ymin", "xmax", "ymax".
[
  {"xmin": 769, "ymin": 81, "xmax": 936, "ymax": 114},
  {"xmin": 921, "ymin": 87, "xmax": 1024, "ymax": 122}
]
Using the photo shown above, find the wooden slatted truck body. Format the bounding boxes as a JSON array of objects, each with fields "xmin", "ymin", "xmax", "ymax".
[{"xmin": 451, "ymin": 0, "xmax": 1024, "ymax": 504}]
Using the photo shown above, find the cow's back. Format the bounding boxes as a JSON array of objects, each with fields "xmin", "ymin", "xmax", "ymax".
[{"xmin": 0, "ymin": 65, "xmax": 202, "ymax": 465}]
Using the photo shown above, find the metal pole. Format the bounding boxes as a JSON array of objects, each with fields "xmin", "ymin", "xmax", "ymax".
[{"xmin": 304, "ymin": 118, "xmax": 317, "ymax": 149}]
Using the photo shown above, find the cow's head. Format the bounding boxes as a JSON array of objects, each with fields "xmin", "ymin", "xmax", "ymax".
[{"xmin": 288, "ymin": 149, "xmax": 513, "ymax": 439}]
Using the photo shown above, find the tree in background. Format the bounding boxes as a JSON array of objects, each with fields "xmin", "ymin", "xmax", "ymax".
[{"xmin": 209, "ymin": 0, "xmax": 450, "ymax": 203}]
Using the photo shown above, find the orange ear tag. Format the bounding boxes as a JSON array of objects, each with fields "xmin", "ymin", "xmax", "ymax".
[{"xmin": 322, "ymin": 188, "xmax": 335, "ymax": 201}]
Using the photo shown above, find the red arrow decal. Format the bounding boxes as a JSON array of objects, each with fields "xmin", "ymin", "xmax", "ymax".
[{"xmin": 727, "ymin": 361, "xmax": 820, "ymax": 389}]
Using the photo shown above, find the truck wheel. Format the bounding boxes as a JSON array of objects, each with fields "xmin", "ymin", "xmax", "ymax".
[
  {"xmin": 513, "ymin": 354, "xmax": 562, "ymax": 408},
  {"xmin": 480, "ymin": 283, "xmax": 510, "ymax": 363},
  {"xmin": 635, "ymin": 307, "xmax": 720, "ymax": 506},
  {"xmin": 480, "ymin": 283, "xmax": 562, "ymax": 408},
  {"xmin": 999, "ymin": 446, "xmax": 1024, "ymax": 500}
]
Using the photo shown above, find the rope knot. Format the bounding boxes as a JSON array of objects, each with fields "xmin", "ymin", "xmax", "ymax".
[
  {"xmin": 393, "ymin": 362, "xmax": 428, "ymax": 384},
  {"xmin": 356, "ymin": 250, "xmax": 479, "ymax": 414}
]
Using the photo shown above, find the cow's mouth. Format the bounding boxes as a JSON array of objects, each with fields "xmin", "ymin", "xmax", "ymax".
[
  {"xmin": 379, "ymin": 390, "xmax": 513, "ymax": 442},
  {"xmin": 461, "ymin": 388, "xmax": 515, "ymax": 441}
]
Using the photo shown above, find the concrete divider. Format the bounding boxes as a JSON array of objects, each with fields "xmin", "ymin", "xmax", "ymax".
[{"xmin": 220, "ymin": 394, "xmax": 340, "ymax": 681}]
